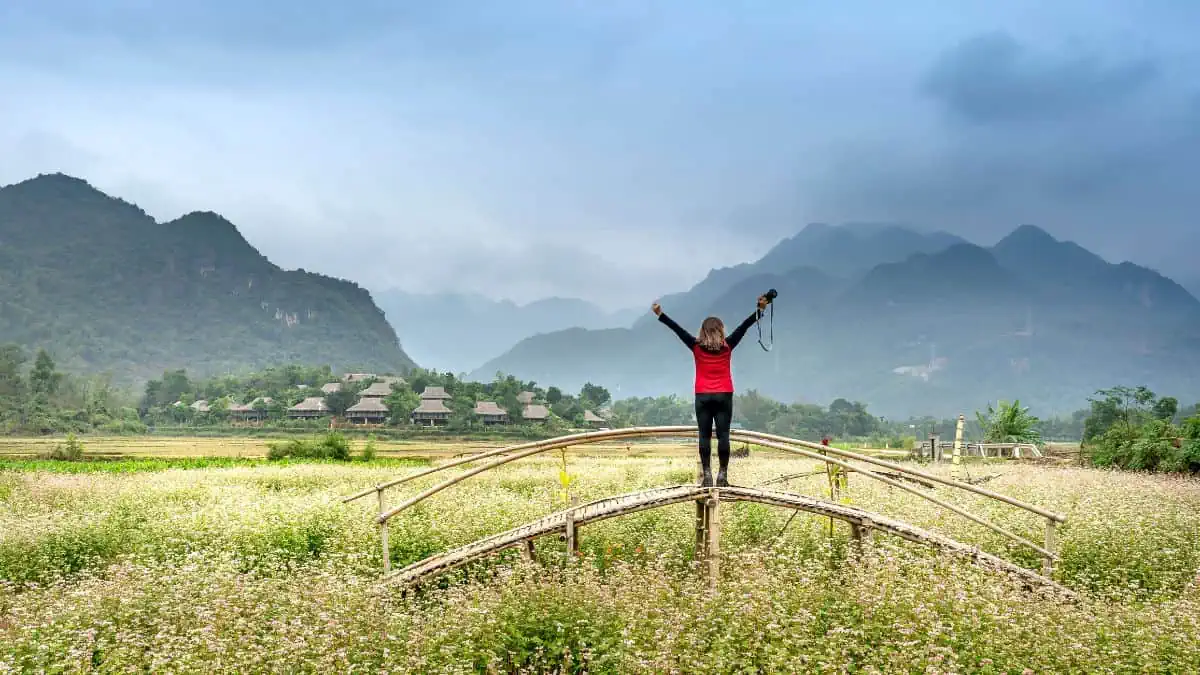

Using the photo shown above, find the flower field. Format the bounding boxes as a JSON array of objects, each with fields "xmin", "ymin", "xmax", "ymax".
[{"xmin": 2, "ymin": 447, "xmax": 1200, "ymax": 672}]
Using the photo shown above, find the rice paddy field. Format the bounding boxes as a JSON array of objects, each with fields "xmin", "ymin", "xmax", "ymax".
[{"xmin": 2, "ymin": 436, "xmax": 1199, "ymax": 673}]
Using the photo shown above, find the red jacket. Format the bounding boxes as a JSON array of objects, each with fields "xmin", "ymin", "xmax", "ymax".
[{"xmin": 658, "ymin": 311, "xmax": 762, "ymax": 393}]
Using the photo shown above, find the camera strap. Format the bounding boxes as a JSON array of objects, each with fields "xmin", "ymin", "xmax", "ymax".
[{"xmin": 756, "ymin": 301, "xmax": 774, "ymax": 352}]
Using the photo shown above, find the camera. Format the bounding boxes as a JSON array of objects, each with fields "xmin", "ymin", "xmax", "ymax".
[{"xmin": 764, "ymin": 288, "xmax": 778, "ymax": 302}]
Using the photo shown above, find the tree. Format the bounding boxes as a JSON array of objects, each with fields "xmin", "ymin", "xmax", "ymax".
[
  {"xmin": 1083, "ymin": 386, "xmax": 1159, "ymax": 443},
  {"xmin": 579, "ymin": 382, "xmax": 611, "ymax": 408},
  {"xmin": 323, "ymin": 389, "xmax": 357, "ymax": 416},
  {"xmin": 0, "ymin": 344, "xmax": 27, "ymax": 427},
  {"xmin": 976, "ymin": 400, "xmax": 1042, "ymax": 445}
]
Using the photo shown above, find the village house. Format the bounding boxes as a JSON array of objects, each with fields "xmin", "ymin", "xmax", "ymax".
[
  {"xmin": 411, "ymin": 398, "xmax": 451, "ymax": 426},
  {"xmin": 522, "ymin": 403, "xmax": 550, "ymax": 423},
  {"xmin": 320, "ymin": 382, "xmax": 342, "ymax": 394},
  {"xmin": 517, "ymin": 391, "xmax": 535, "ymax": 405},
  {"xmin": 419, "ymin": 385, "xmax": 451, "ymax": 401},
  {"xmin": 473, "ymin": 401, "xmax": 509, "ymax": 426},
  {"xmin": 287, "ymin": 396, "xmax": 330, "ymax": 420},
  {"xmin": 345, "ymin": 397, "xmax": 389, "ymax": 425},
  {"xmin": 229, "ymin": 397, "xmax": 274, "ymax": 422},
  {"xmin": 583, "ymin": 409, "xmax": 607, "ymax": 429},
  {"xmin": 342, "ymin": 373, "xmax": 376, "ymax": 384},
  {"xmin": 359, "ymin": 381, "xmax": 393, "ymax": 398}
]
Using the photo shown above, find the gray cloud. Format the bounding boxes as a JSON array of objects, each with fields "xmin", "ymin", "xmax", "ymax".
[
  {"xmin": 921, "ymin": 32, "xmax": 1160, "ymax": 126},
  {"xmin": 4, "ymin": 2, "xmax": 1200, "ymax": 307}
]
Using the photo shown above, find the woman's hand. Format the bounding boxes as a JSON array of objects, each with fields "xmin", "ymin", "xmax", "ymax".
[{"xmin": 651, "ymin": 303, "xmax": 662, "ymax": 316}]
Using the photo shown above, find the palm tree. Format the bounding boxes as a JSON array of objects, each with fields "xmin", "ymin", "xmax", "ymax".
[{"xmin": 976, "ymin": 400, "xmax": 1042, "ymax": 445}]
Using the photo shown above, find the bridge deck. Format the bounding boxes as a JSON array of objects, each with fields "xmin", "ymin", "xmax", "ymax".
[{"xmin": 380, "ymin": 484, "xmax": 1074, "ymax": 597}]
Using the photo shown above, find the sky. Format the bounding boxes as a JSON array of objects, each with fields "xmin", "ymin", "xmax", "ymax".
[{"xmin": 2, "ymin": 0, "xmax": 1199, "ymax": 309}]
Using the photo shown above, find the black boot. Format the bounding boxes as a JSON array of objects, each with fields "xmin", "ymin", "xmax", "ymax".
[
  {"xmin": 699, "ymin": 454, "xmax": 714, "ymax": 487},
  {"xmin": 716, "ymin": 446, "xmax": 731, "ymax": 487}
]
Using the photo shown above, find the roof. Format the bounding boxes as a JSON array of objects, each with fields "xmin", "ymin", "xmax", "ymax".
[
  {"xmin": 412, "ymin": 399, "xmax": 452, "ymax": 414},
  {"xmin": 289, "ymin": 396, "xmax": 329, "ymax": 412},
  {"xmin": 320, "ymin": 382, "xmax": 342, "ymax": 394},
  {"xmin": 342, "ymin": 373, "xmax": 376, "ymax": 383},
  {"xmin": 522, "ymin": 404, "xmax": 550, "ymax": 420},
  {"xmin": 583, "ymin": 409, "xmax": 605, "ymax": 423},
  {"xmin": 473, "ymin": 401, "xmax": 508, "ymax": 416},
  {"xmin": 420, "ymin": 386, "xmax": 451, "ymax": 400},
  {"xmin": 359, "ymin": 382, "xmax": 393, "ymax": 397},
  {"xmin": 516, "ymin": 391, "xmax": 535, "ymax": 404},
  {"xmin": 346, "ymin": 398, "xmax": 389, "ymax": 413},
  {"xmin": 190, "ymin": 400, "xmax": 210, "ymax": 412}
]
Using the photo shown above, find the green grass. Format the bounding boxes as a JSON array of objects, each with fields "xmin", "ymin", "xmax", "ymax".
[
  {"xmin": 0, "ymin": 456, "xmax": 431, "ymax": 474},
  {"xmin": 2, "ymin": 451, "xmax": 1199, "ymax": 671}
]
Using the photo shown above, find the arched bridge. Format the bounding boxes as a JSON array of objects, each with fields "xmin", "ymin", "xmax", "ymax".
[{"xmin": 343, "ymin": 426, "xmax": 1070, "ymax": 596}]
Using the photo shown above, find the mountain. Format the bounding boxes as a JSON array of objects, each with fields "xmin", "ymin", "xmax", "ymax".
[
  {"xmin": 632, "ymin": 223, "xmax": 967, "ymax": 330},
  {"xmin": 470, "ymin": 225, "xmax": 1200, "ymax": 418},
  {"xmin": 374, "ymin": 290, "xmax": 639, "ymax": 373},
  {"xmin": 0, "ymin": 173, "xmax": 414, "ymax": 383}
]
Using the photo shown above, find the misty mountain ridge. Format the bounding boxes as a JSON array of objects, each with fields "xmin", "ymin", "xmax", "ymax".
[
  {"xmin": 470, "ymin": 223, "xmax": 1200, "ymax": 417},
  {"xmin": 0, "ymin": 173, "xmax": 414, "ymax": 383},
  {"xmin": 374, "ymin": 289, "xmax": 639, "ymax": 373}
]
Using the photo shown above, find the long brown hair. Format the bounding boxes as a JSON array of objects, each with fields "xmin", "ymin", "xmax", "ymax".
[{"xmin": 697, "ymin": 316, "xmax": 726, "ymax": 352}]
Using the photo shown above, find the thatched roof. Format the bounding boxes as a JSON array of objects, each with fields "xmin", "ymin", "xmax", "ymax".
[
  {"xmin": 360, "ymin": 382, "xmax": 393, "ymax": 397},
  {"xmin": 583, "ymin": 409, "xmax": 606, "ymax": 423},
  {"xmin": 473, "ymin": 401, "xmax": 508, "ymax": 416},
  {"xmin": 413, "ymin": 399, "xmax": 452, "ymax": 414},
  {"xmin": 342, "ymin": 373, "xmax": 377, "ymax": 383},
  {"xmin": 346, "ymin": 398, "xmax": 389, "ymax": 414},
  {"xmin": 190, "ymin": 400, "xmax": 210, "ymax": 413},
  {"xmin": 517, "ymin": 391, "xmax": 535, "ymax": 404},
  {"xmin": 420, "ymin": 386, "xmax": 451, "ymax": 400},
  {"xmin": 522, "ymin": 404, "xmax": 550, "ymax": 420},
  {"xmin": 320, "ymin": 382, "xmax": 342, "ymax": 394},
  {"xmin": 289, "ymin": 396, "xmax": 329, "ymax": 412}
]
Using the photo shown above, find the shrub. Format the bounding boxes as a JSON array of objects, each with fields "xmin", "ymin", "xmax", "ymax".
[
  {"xmin": 42, "ymin": 433, "xmax": 85, "ymax": 461},
  {"xmin": 266, "ymin": 432, "xmax": 352, "ymax": 461}
]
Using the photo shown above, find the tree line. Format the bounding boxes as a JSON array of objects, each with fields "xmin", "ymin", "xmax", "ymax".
[{"xmin": 3, "ymin": 342, "xmax": 1198, "ymax": 474}]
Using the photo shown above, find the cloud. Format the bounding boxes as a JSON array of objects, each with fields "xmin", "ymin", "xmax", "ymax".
[
  {"xmin": 3, "ymin": 1, "xmax": 1200, "ymax": 306},
  {"xmin": 921, "ymin": 32, "xmax": 1160, "ymax": 126},
  {"xmin": 808, "ymin": 29, "xmax": 1200, "ymax": 271}
]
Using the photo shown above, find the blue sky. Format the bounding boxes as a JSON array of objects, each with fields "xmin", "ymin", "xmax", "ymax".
[{"xmin": 3, "ymin": 1, "xmax": 1199, "ymax": 308}]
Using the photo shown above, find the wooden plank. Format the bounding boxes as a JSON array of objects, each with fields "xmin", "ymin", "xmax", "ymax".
[{"xmin": 377, "ymin": 484, "xmax": 1076, "ymax": 599}]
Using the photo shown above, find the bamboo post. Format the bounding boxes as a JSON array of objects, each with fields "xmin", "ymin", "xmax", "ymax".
[
  {"xmin": 522, "ymin": 539, "xmax": 536, "ymax": 562},
  {"xmin": 1043, "ymin": 518, "xmax": 1058, "ymax": 577},
  {"xmin": 694, "ymin": 499, "xmax": 707, "ymax": 564},
  {"xmin": 565, "ymin": 510, "xmax": 578, "ymax": 557},
  {"xmin": 377, "ymin": 488, "xmax": 390, "ymax": 574},
  {"xmin": 705, "ymin": 491, "xmax": 720, "ymax": 590}
]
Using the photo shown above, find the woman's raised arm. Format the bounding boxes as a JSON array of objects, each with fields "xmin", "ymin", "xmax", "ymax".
[{"xmin": 653, "ymin": 304, "xmax": 697, "ymax": 349}]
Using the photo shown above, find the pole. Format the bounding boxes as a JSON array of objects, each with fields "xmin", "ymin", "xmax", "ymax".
[
  {"xmin": 952, "ymin": 414, "xmax": 964, "ymax": 479},
  {"xmin": 378, "ymin": 488, "xmax": 390, "ymax": 574}
]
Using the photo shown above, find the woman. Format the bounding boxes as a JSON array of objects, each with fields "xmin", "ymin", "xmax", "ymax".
[{"xmin": 653, "ymin": 295, "xmax": 769, "ymax": 487}]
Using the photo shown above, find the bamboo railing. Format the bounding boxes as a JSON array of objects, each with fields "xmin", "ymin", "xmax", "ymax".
[
  {"xmin": 379, "ymin": 484, "xmax": 1076, "ymax": 598},
  {"xmin": 343, "ymin": 426, "xmax": 1066, "ymax": 577}
]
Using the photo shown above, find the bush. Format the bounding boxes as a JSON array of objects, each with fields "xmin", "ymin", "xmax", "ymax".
[
  {"xmin": 266, "ymin": 432, "xmax": 352, "ymax": 461},
  {"xmin": 42, "ymin": 434, "xmax": 85, "ymax": 461},
  {"xmin": 360, "ymin": 435, "xmax": 377, "ymax": 461},
  {"xmin": 1088, "ymin": 414, "xmax": 1200, "ymax": 473}
]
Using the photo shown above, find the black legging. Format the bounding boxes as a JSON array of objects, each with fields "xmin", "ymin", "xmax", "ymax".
[{"xmin": 695, "ymin": 392, "xmax": 733, "ymax": 468}]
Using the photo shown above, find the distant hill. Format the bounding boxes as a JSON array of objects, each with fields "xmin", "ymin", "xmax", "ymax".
[
  {"xmin": 471, "ymin": 225, "xmax": 1200, "ymax": 417},
  {"xmin": 0, "ymin": 173, "xmax": 414, "ymax": 383},
  {"xmin": 374, "ymin": 290, "xmax": 638, "ymax": 373},
  {"xmin": 631, "ymin": 223, "xmax": 967, "ymax": 330}
]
